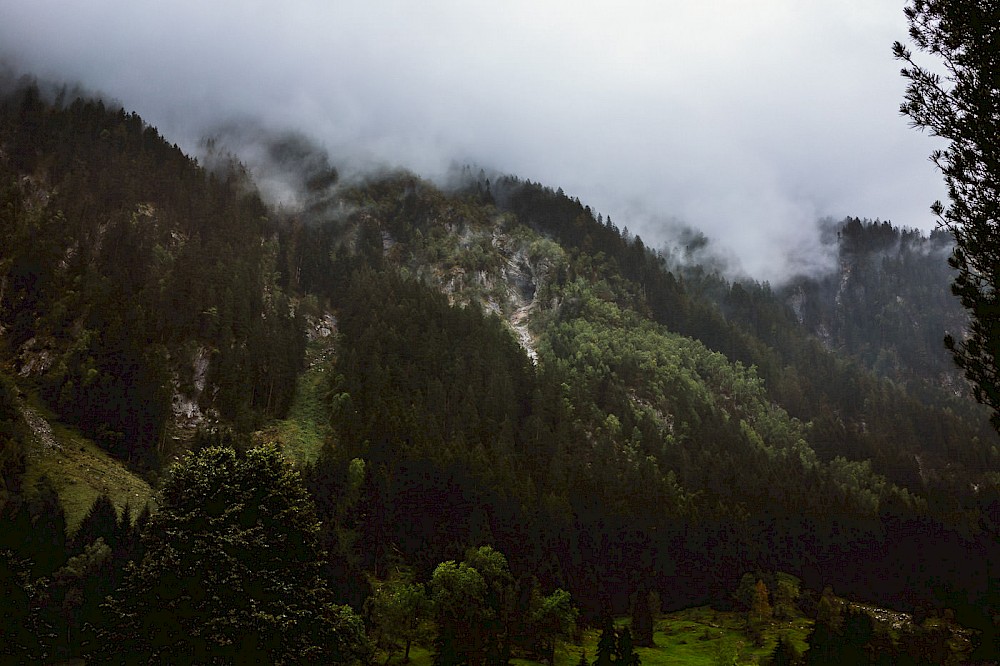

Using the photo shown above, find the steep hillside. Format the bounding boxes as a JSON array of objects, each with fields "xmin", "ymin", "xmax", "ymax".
[
  {"xmin": 0, "ymin": 84, "xmax": 306, "ymax": 469},
  {"xmin": 18, "ymin": 395, "xmax": 154, "ymax": 531},
  {"xmin": 283, "ymin": 171, "xmax": 997, "ymax": 622},
  {"xmin": 1, "ymin": 82, "xmax": 998, "ymax": 655},
  {"xmin": 486, "ymin": 176, "xmax": 999, "ymax": 495},
  {"xmin": 781, "ymin": 218, "xmax": 966, "ymax": 390}
]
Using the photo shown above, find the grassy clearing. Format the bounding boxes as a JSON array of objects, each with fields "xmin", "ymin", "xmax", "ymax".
[
  {"xmin": 21, "ymin": 405, "xmax": 155, "ymax": 535},
  {"xmin": 647, "ymin": 608, "xmax": 745, "ymax": 665},
  {"xmin": 377, "ymin": 608, "xmax": 812, "ymax": 666},
  {"xmin": 643, "ymin": 607, "xmax": 812, "ymax": 665},
  {"xmin": 383, "ymin": 643, "xmax": 435, "ymax": 666}
]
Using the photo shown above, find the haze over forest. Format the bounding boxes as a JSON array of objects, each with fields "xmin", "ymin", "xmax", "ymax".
[
  {"xmin": 4, "ymin": 1, "xmax": 1000, "ymax": 659},
  {"xmin": 0, "ymin": 0, "xmax": 949, "ymax": 283}
]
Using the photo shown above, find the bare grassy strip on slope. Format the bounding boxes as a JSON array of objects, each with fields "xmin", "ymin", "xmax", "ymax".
[
  {"xmin": 20, "ymin": 398, "xmax": 154, "ymax": 533},
  {"xmin": 256, "ymin": 363, "xmax": 330, "ymax": 466},
  {"xmin": 255, "ymin": 330, "xmax": 336, "ymax": 466}
]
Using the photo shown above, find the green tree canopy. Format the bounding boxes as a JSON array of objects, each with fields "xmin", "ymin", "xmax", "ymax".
[
  {"xmin": 431, "ymin": 559, "xmax": 488, "ymax": 666},
  {"xmin": 430, "ymin": 546, "xmax": 520, "ymax": 666},
  {"xmin": 526, "ymin": 587, "xmax": 578, "ymax": 664},
  {"xmin": 98, "ymin": 444, "xmax": 369, "ymax": 664},
  {"xmin": 367, "ymin": 579, "xmax": 430, "ymax": 664}
]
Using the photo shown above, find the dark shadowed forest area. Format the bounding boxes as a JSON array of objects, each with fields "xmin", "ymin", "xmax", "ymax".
[{"xmin": 0, "ymin": 69, "xmax": 997, "ymax": 665}]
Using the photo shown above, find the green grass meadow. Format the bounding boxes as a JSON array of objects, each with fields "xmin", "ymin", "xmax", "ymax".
[
  {"xmin": 378, "ymin": 608, "xmax": 813, "ymax": 666},
  {"xmin": 22, "ymin": 406, "xmax": 155, "ymax": 534}
]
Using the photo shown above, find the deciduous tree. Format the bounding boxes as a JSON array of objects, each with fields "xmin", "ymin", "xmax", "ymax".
[
  {"xmin": 368, "ymin": 579, "xmax": 430, "ymax": 664},
  {"xmin": 431, "ymin": 559, "xmax": 488, "ymax": 666},
  {"xmin": 526, "ymin": 587, "xmax": 578, "ymax": 664}
]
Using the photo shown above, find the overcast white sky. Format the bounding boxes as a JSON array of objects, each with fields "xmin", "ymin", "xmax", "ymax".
[{"xmin": 0, "ymin": 0, "xmax": 946, "ymax": 282}]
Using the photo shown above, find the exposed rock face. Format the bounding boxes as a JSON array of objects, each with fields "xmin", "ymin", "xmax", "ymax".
[
  {"xmin": 417, "ymin": 222, "xmax": 548, "ymax": 363},
  {"xmin": 503, "ymin": 250, "xmax": 539, "ymax": 363},
  {"xmin": 787, "ymin": 285, "xmax": 806, "ymax": 325},
  {"xmin": 504, "ymin": 252, "xmax": 536, "ymax": 304},
  {"xmin": 16, "ymin": 336, "xmax": 56, "ymax": 377},
  {"xmin": 20, "ymin": 401, "xmax": 61, "ymax": 458},
  {"xmin": 171, "ymin": 347, "xmax": 214, "ymax": 430},
  {"xmin": 306, "ymin": 313, "xmax": 337, "ymax": 342}
]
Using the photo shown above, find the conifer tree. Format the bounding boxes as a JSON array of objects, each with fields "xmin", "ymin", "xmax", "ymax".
[
  {"xmin": 616, "ymin": 627, "xmax": 640, "ymax": 666},
  {"xmin": 894, "ymin": 0, "xmax": 1000, "ymax": 428},
  {"xmin": 26, "ymin": 475, "xmax": 67, "ymax": 577},
  {"xmin": 770, "ymin": 634, "xmax": 799, "ymax": 666},
  {"xmin": 70, "ymin": 493, "xmax": 118, "ymax": 555},
  {"xmin": 631, "ymin": 590, "xmax": 656, "ymax": 647},
  {"xmin": 0, "ymin": 372, "xmax": 26, "ymax": 507},
  {"xmin": 594, "ymin": 620, "xmax": 617, "ymax": 666},
  {"xmin": 0, "ymin": 550, "xmax": 38, "ymax": 660}
]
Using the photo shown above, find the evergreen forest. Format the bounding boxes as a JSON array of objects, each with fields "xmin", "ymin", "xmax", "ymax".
[{"xmin": 1, "ymin": 80, "xmax": 998, "ymax": 664}]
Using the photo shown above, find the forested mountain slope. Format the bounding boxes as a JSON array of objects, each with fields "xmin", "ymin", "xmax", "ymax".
[
  {"xmin": 0, "ymin": 84, "xmax": 306, "ymax": 469},
  {"xmin": 489, "ymin": 176, "xmax": 998, "ymax": 494},
  {"xmin": 287, "ymin": 167, "xmax": 998, "ymax": 621},
  {"xmin": 1, "ymin": 82, "xmax": 998, "ymax": 660},
  {"xmin": 781, "ymin": 218, "xmax": 966, "ymax": 388}
]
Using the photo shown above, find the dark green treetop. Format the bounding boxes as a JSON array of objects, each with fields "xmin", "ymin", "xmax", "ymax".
[
  {"xmin": 98, "ymin": 444, "xmax": 369, "ymax": 664},
  {"xmin": 894, "ymin": 0, "xmax": 1000, "ymax": 428}
]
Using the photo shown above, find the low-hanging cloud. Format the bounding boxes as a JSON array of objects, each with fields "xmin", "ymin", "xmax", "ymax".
[{"xmin": 0, "ymin": 0, "xmax": 948, "ymax": 284}]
